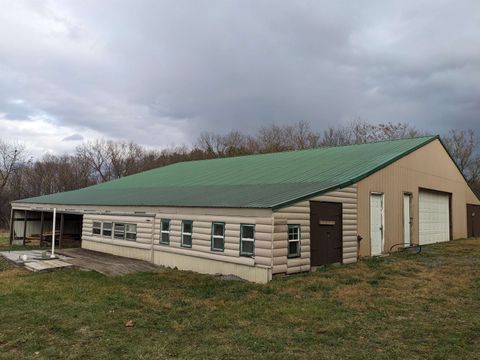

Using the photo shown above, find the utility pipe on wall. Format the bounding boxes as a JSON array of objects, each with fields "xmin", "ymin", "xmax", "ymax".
[
  {"xmin": 150, "ymin": 216, "xmax": 156, "ymax": 264},
  {"xmin": 50, "ymin": 208, "xmax": 56, "ymax": 258}
]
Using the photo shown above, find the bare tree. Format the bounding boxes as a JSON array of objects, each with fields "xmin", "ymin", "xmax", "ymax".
[
  {"xmin": 197, "ymin": 131, "xmax": 251, "ymax": 157},
  {"xmin": 290, "ymin": 120, "xmax": 321, "ymax": 149},
  {"xmin": 256, "ymin": 124, "xmax": 289, "ymax": 152},
  {"xmin": 76, "ymin": 139, "xmax": 111, "ymax": 182},
  {"xmin": 0, "ymin": 141, "xmax": 27, "ymax": 226},
  {"xmin": 321, "ymin": 119, "xmax": 425, "ymax": 146},
  {"xmin": 321, "ymin": 125, "xmax": 352, "ymax": 146},
  {"xmin": 255, "ymin": 121, "xmax": 320, "ymax": 152},
  {"xmin": 0, "ymin": 141, "xmax": 26, "ymax": 196},
  {"xmin": 443, "ymin": 129, "xmax": 480, "ymax": 187},
  {"xmin": 197, "ymin": 132, "xmax": 229, "ymax": 157},
  {"xmin": 107, "ymin": 141, "xmax": 145, "ymax": 178}
]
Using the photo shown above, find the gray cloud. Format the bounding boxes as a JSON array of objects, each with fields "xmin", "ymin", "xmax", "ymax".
[
  {"xmin": 0, "ymin": 0, "xmax": 479, "ymax": 155},
  {"xmin": 62, "ymin": 133, "xmax": 84, "ymax": 141}
]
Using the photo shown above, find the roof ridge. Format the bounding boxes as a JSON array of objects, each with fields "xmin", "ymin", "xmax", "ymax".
[
  {"xmin": 172, "ymin": 134, "xmax": 439, "ymax": 166},
  {"xmin": 14, "ymin": 135, "xmax": 441, "ymax": 209}
]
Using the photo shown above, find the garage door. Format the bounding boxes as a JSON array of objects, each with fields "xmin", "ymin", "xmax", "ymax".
[{"xmin": 419, "ymin": 190, "xmax": 450, "ymax": 245}]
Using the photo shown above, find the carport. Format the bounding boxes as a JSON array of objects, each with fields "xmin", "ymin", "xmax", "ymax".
[{"xmin": 9, "ymin": 208, "xmax": 83, "ymax": 248}]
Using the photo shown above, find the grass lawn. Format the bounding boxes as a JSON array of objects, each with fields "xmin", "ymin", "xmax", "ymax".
[
  {"xmin": 0, "ymin": 239, "xmax": 479, "ymax": 359},
  {"xmin": 0, "ymin": 233, "xmax": 9, "ymax": 248}
]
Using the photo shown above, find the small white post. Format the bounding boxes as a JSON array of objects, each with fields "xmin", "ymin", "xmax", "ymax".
[{"xmin": 50, "ymin": 208, "xmax": 56, "ymax": 258}]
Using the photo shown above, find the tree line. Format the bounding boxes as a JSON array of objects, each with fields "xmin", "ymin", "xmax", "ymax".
[{"xmin": 1, "ymin": 120, "xmax": 479, "ymax": 227}]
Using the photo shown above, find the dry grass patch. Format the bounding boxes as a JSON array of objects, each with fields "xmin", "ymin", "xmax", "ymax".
[{"xmin": 0, "ymin": 239, "xmax": 479, "ymax": 359}]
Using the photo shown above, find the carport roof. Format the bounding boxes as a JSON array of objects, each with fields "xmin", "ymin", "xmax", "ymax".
[{"xmin": 15, "ymin": 136, "xmax": 439, "ymax": 209}]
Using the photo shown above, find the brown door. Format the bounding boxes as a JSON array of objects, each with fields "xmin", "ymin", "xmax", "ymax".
[
  {"xmin": 467, "ymin": 204, "xmax": 480, "ymax": 238},
  {"xmin": 310, "ymin": 201, "xmax": 343, "ymax": 266}
]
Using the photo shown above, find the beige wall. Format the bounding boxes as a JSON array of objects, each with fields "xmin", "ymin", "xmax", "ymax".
[
  {"xmin": 12, "ymin": 188, "xmax": 358, "ymax": 278},
  {"xmin": 150, "ymin": 211, "xmax": 273, "ymax": 267},
  {"xmin": 82, "ymin": 239, "xmax": 272, "ymax": 283},
  {"xmin": 82, "ymin": 213, "xmax": 156, "ymax": 249},
  {"xmin": 77, "ymin": 207, "xmax": 274, "ymax": 282},
  {"xmin": 272, "ymin": 185, "xmax": 358, "ymax": 274},
  {"xmin": 357, "ymin": 139, "xmax": 480, "ymax": 256}
]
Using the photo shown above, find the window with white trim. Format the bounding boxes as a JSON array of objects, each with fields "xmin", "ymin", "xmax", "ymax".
[
  {"xmin": 160, "ymin": 219, "xmax": 170, "ymax": 244},
  {"xmin": 102, "ymin": 222, "xmax": 112, "ymax": 237},
  {"xmin": 211, "ymin": 222, "xmax": 225, "ymax": 252},
  {"xmin": 114, "ymin": 223, "xmax": 125, "ymax": 239},
  {"xmin": 92, "ymin": 221, "xmax": 101, "ymax": 235},
  {"xmin": 240, "ymin": 224, "xmax": 255, "ymax": 257},
  {"xmin": 181, "ymin": 220, "xmax": 192, "ymax": 248},
  {"xmin": 287, "ymin": 224, "xmax": 301, "ymax": 258},
  {"xmin": 125, "ymin": 224, "xmax": 137, "ymax": 241}
]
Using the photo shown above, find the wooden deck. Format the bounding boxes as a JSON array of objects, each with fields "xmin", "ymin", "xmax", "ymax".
[{"xmin": 57, "ymin": 248, "xmax": 159, "ymax": 276}]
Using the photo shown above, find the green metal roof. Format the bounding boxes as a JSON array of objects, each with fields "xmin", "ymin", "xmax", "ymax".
[{"xmin": 15, "ymin": 136, "xmax": 439, "ymax": 209}]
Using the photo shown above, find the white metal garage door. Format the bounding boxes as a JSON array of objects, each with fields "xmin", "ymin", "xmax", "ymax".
[{"xmin": 419, "ymin": 190, "xmax": 450, "ymax": 245}]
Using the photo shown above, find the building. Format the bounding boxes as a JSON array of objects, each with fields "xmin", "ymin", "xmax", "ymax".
[{"xmin": 10, "ymin": 136, "xmax": 480, "ymax": 283}]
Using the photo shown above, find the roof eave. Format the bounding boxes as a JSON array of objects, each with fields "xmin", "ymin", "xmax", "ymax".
[{"xmin": 271, "ymin": 135, "xmax": 440, "ymax": 210}]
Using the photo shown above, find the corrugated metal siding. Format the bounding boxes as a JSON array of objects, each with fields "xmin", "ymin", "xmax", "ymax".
[
  {"xmin": 357, "ymin": 139, "xmax": 480, "ymax": 256},
  {"xmin": 272, "ymin": 185, "xmax": 358, "ymax": 274}
]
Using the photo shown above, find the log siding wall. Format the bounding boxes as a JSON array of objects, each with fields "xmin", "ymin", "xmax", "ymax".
[
  {"xmin": 150, "ymin": 213, "xmax": 273, "ymax": 267},
  {"xmin": 14, "ymin": 189, "xmax": 358, "ymax": 281},
  {"xmin": 272, "ymin": 185, "xmax": 358, "ymax": 274},
  {"xmin": 81, "ymin": 211, "xmax": 273, "ymax": 269}
]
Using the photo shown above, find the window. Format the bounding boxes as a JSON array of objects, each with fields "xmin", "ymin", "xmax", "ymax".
[
  {"xmin": 240, "ymin": 224, "xmax": 255, "ymax": 257},
  {"xmin": 160, "ymin": 219, "xmax": 170, "ymax": 244},
  {"xmin": 114, "ymin": 223, "xmax": 125, "ymax": 239},
  {"xmin": 287, "ymin": 224, "xmax": 301, "ymax": 258},
  {"xmin": 211, "ymin": 222, "xmax": 225, "ymax": 252},
  {"xmin": 125, "ymin": 224, "xmax": 137, "ymax": 241},
  {"xmin": 102, "ymin": 222, "xmax": 112, "ymax": 237},
  {"xmin": 181, "ymin": 220, "xmax": 192, "ymax": 248},
  {"xmin": 92, "ymin": 221, "xmax": 101, "ymax": 235}
]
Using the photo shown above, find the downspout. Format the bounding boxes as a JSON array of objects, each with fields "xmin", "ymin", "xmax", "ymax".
[
  {"xmin": 270, "ymin": 212, "xmax": 275, "ymax": 280},
  {"xmin": 150, "ymin": 215, "xmax": 156, "ymax": 265}
]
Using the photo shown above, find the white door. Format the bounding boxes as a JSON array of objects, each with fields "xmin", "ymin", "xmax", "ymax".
[
  {"xmin": 403, "ymin": 194, "xmax": 411, "ymax": 246},
  {"xmin": 370, "ymin": 193, "xmax": 384, "ymax": 256},
  {"xmin": 419, "ymin": 190, "xmax": 450, "ymax": 245}
]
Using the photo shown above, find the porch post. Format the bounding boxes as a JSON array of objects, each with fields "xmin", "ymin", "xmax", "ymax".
[
  {"xmin": 40, "ymin": 211, "xmax": 44, "ymax": 246},
  {"xmin": 9, "ymin": 208, "xmax": 14, "ymax": 245},
  {"xmin": 50, "ymin": 208, "xmax": 56, "ymax": 258},
  {"xmin": 22, "ymin": 210, "xmax": 27, "ymax": 246}
]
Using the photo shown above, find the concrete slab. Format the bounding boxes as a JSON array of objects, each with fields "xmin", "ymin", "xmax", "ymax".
[
  {"xmin": 1, "ymin": 250, "xmax": 69, "ymax": 262},
  {"xmin": 57, "ymin": 248, "xmax": 159, "ymax": 276},
  {"xmin": 1, "ymin": 249, "xmax": 159, "ymax": 276},
  {"xmin": 25, "ymin": 260, "xmax": 73, "ymax": 272},
  {"xmin": 0, "ymin": 250, "xmax": 72, "ymax": 272}
]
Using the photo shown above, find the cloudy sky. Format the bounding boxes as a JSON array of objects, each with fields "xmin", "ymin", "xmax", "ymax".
[{"xmin": 0, "ymin": 0, "xmax": 479, "ymax": 155}]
